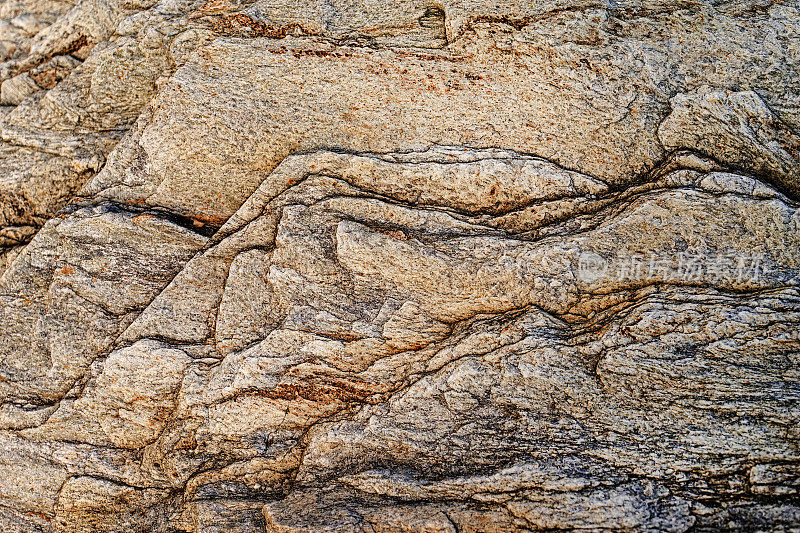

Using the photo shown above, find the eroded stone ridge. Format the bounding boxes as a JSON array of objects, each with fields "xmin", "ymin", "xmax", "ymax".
[{"xmin": 0, "ymin": 0, "xmax": 799, "ymax": 531}]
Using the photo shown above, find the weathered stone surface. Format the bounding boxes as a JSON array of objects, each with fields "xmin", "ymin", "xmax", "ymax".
[{"xmin": 0, "ymin": 0, "xmax": 799, "ymax": 531}]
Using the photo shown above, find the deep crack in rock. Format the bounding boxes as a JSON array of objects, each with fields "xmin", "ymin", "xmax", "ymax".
[{"xmin": 0, "ymin": 0, "xmax": 799, "ymax": 531}]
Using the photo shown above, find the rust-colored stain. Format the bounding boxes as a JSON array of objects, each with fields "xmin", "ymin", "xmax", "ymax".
[
  {"xmin": 209, "ymin": 14, "xmax": 319, "ymax": 39},
  {"xmin": 132, "ymin": 213, "xmax": 159, "ymax": 224},
  {"xmin": 236, "ymin": 375, "xmax": 381, "ymax": 404},
  {"xmin": 383, "ymin": 229, "xmax": 409, "ymax": 241},
  {"xmin": 192, "ymin": 212, "xmax": 227, "ymax": 226}
]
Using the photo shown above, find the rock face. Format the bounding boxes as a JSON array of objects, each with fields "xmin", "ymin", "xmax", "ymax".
[{"xmin": 0, "ymin": 0, "xmax": 799, "ymax": 531}]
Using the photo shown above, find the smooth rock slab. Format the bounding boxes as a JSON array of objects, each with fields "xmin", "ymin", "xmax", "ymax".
[{"xmin": 0, "ymin": 0, "xmax": 799, "ymax": 531}]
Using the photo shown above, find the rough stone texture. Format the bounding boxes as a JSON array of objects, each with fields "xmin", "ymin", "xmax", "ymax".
[{"xmin": 0, "ymin": 0, "xmax": 799, "ymax": 531}]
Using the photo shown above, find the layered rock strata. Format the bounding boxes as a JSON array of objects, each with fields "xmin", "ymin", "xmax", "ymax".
[{"xmin": 0, "ymin": 0, "xmax": 799, "ymax": 531}]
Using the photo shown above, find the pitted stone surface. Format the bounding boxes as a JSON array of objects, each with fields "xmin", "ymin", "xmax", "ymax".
[{"xmin": 0, "ymin": 0, "xmax": 799, "ymax": 531}]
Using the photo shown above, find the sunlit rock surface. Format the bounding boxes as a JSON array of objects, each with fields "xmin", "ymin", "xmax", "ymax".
[{"xmin": 0, "ymin": 0, "xmax": 799, "ymax": 531}]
